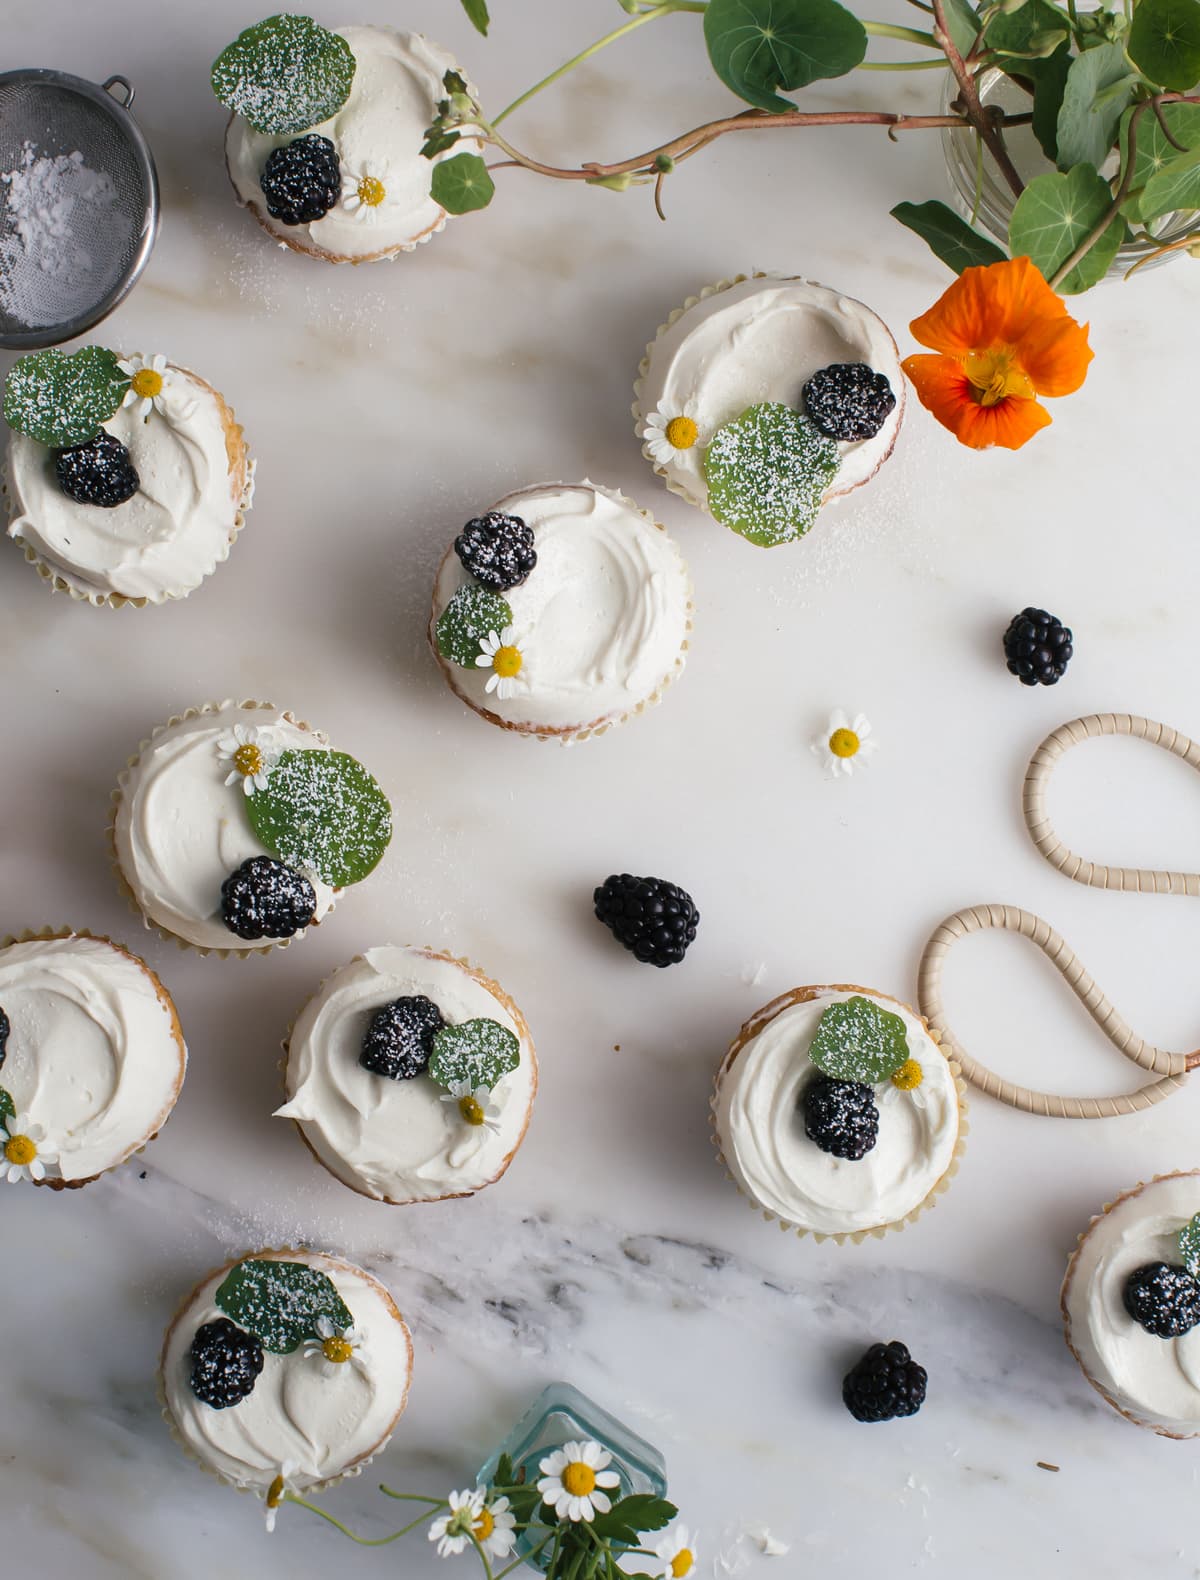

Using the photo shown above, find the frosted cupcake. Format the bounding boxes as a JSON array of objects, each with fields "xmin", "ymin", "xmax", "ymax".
[
  {"xmin": 1062, "ymin": 1173, "xmax": 1200, "ymax": 1438},
  {"xmin": 634, "ymin": 276, "xmax": 905, "ymax": 546},
  {"xmin": 160, "ymin": 1248, "xmax": 413, "ymax": 1494},
  {"xmin": 277, "ymin": 946, "xmax": 537, "ymax": 1204},
  {"xmin": 215, "ymin": 15, "xmax": 477, "ymax": 262},
  {"xmin": 429, "ymin": 482, "xmax": 691, "ymax": 741},
  {"xmin": 111, "ymin": 700, "xmax": 392, "ymax": 956},
  {"xmin": 0, "ymin": 929, "xmax": 186, "ymax": 1189},
  {"xmin": 712, "ymin": 985, "xmax": 965, "ymax": 1241},
  {"xmin": 3, "ymin": 344, "xmax": 252, "ymax": 605}
]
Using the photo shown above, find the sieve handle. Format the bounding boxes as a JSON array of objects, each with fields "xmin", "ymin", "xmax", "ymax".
[{"xmin": 102, "ymin": 75, "xmax": 134, "ymax": 109}]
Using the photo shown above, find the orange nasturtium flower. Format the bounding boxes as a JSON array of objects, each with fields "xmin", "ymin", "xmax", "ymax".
[{"xmin": 901, "ymin": 256, "xmax": 1093, "ymax": 451}]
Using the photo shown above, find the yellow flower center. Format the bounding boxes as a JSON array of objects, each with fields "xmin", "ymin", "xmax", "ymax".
[
  {"xmin": 233, "ymin": 742, "xmax": 264, "ymax": 777},
  {"xmin": 459, "ymin": 1095, "xmax": 485, "ymax": 1126},
  {"xmin": 357, "ymin": 175, "xmax": 386, "ymax": 207},
  {"xmin": 4, "ymin": 1134, "xmax": 35, "ymax": 1166},
  {"xmin": 671, "ymin": 1551, "xmax": 695, "ymax": 1579},
  {"xmin": 963, "ymin": 347, "xmax": 1034, "ymax": 408},
  {"xmin": 473, "ymin": 1509, "xmax": 496, "ymax": 1541},
  {"xmin": 131, "ymin": 367, "xmax": 163, "ymax": 399},
  {"xmin": 664, "ymin": 415, "xmax": 698, "ymax": 450},
  {"xmin": 493, "ymin": 644, "xmax": 523, "ymax": 679},
  {"xmin": 266, "ymin": 1473, "xmax": 286, "ymax": 1509},
  {"xmin": 561, "ymin": 1462, "xmax": 596, "ymax": 1497},
  {"xmin": 322, "ymin": 1336, "xmax": 353, "ymax": 1364},
  {"xmin": 891, "ymin": 1058, "xmax": 924, "ymax": 1091},
  {"xmin": 829, "ymin": 727, "xmax": 860, "ymax": 759}
]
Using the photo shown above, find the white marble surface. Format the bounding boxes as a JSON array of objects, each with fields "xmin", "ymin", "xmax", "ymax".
[{"xmin": 6, "ymin": 2, "xmax": 1200, "ymax": 1575}]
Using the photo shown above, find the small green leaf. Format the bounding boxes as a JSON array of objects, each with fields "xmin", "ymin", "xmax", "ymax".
[
  {"xmin": 703, "ymin": 0, "xmax": 867, "ymax": 113},
  {"xmin": 891, "ymin": 200, "xmax": 1008, "ymax": 273},
  {"xmin": 211, "ymin": 14, "xmax": 356, "ymax": 136},
  {"xmin": 246, "ymin": 749, "xmax": 392, "ymax": 888},
  {"xmin": 215, "ymin": 1259, "xmax": 353, "ymax": 1354},
  {"xmin": 421, "ymin": 124, "xmax": 462, "ymax": 160},
  {"xmin": 429, "ymin": 1018, "xmax": 520, "ymax": 1092},
  {"xmin": 431, "ymin": 152, "xmax": 495, "ymax": 214},
  {"xmin": 1179, "ymin": 1213, "xmax": 1200, "ymax": 1276},
  {"xmin": 808, "ymin": 996, "xmax": 910, "ymax": 1083},
  {"xmin": 4, "ymin": 346, "xmax": 129, "ymax": 448},
  {"xmin": 460, "ymin": 0, "xmax": 490, "ymax": 34},
  {"xmin": 590, "ymin": 1495, "xmax": 678, "ymax": 1546},
  {"xmin": 943, "ymin": 0, "xmax": 982, "ymax": 57},
  {"xmin": 1030, "ymin": 44, "xmax": 1072, "ymax": 163},
  {"xmin": 1008, "ymin": 163, "xmax": 1122, "ymax": 292},
  {"xmin": 1118, "ymin": 101, "xmax": 1200, "ymax": 219},
  {"xmin": 1137, "ymin": 144, "xmax": 1200, "ymax": 222},
  {"xmin": 984, "ymin": 0, "xmax": 1064, "ymax": 59},
  {"xmin": 435, "ymin": 585, "xmax": 512, "ymax": 668},
  {"xmin": 703, "ymin": 402, "xmax": 840, "ymax": 548},
  {"xmin": 494, "ymin": 1453, "xmax": 515, "ymax": 1485},
  {"xmin": 1055, "ymin": 43, "xmax": 1136, "ymax": 170},
  {"xmin": 1129, "ymin": 0, "xmax": 1200, "ymax": 89},
  {"xmin": 0, "ymin": 1088, "xmax": 14, "ymax": 1124}
]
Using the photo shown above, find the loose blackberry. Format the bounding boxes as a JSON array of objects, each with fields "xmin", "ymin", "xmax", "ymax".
[
  {"xmin": 843, "ymin": 1340, "xmax": 927, "ymax": 1422},
  {"xmin": 190, "ymin": 1318, "xmax": 264, "ymax": 1409},
  {"xmin": 802, "ymin": 363, "xmax": 896, "ymax": 443},
  {"xmin": 454, "ymin": 511, "xmax": 537, "ymax": 593},
  {"xmin": 1003, "ymin": 607, "xmax": 1073, "ymax": 686},
  {"xmin": 593, "ymin": 873, "xmax": 699, "ymax": 968},
  {"xmin": 0, "ymin": 1005, "xmax": 8, "ymax": 1070},
  {"xmin": 803, "ymin": 1075, "xmax": 879, "ymax": 1161},
  {"xmin": 259, "ymin": 134, "xmax": 341, "ymax": 226},
  {"xmin": 360, "ymin": 995, "xmax": 445, "ymax": 1080},
  {"xmin": 220, "ymin": 856, "xmax": 316, "ymax": 940},
  {"xmin": 1123, "ymin": 1262, "xmax": 1200, "ymax": 1338},
  {"xmin": 54, "ymin": 433, "xmax": 139, "ymax": 507}
]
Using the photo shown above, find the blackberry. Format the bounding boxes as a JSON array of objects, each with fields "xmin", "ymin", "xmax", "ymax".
[
  {"xmin": 220, "ymin": 856, "xmax": 316, "ymax": 940},
  {"xmin": 259, "ymin": 134, "xmax": 340, "ymax": 226},
  {"xmin": 843, "ymin": 1340, "xmax": 927, "ymax": 1422},
  {"xmin": 1003, "ymin": 607, "xmax": 1073, "ymax": 686},
  {"xmin": 190, "ymin": 1318, "xmax": 264, "ymax": 1409},
  {"xmin": 54, "ymin": 433, "xmax": 139, "ymax": 507},
  {"xmin": 593, "ymin": 873, "xmax": 699, "ymax": 968},
  {"xmin": 1123, "ymin": 1262, "xmax": 1200, "ymax": 1338},
  {"xmin": 802, "ymin": 363, "xmax": 896, "ymax": 443},
  {"xmin": 0, "ymin": 1005, "xmax": 7, "ymax": 1070},
  {"xmin": 803, "ymin": 1075, "xmax": 879, "ymax": 1161},
  {"xmin": 360, "ymin": 995, "xmax": 445, "ymax": 1080},
  {"xmin": 454, "ymin": 511, "xmax": 537, "ymax": 593}
]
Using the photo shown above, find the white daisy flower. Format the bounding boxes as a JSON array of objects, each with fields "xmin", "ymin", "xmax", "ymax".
[
  {"xmin": 215, "ymin": 724, "xmax": 279, "ymax": 795},
  {"xmin": 341, "ymin": 166, "xmax": 395, "ymax": 218},
  {"xmin": 536, "ymin": 1439, "xmax": 620, "ymax": 1524},
  {"xmin": 641, "ymin": 401, "xmax": 702, "ymax": 465},
  {"xmin": 473, "ymin": 1494, "xmax": 517, "ymax": 1560},
  {"xmin": 810, "ymin": 709, "xmax": 877, "ymax": 779},
  {"xmin": 428, "ymin": 1488, "xmax": 485, "ymax": 1557},
  {"xmin": 262, "ymin": 1459, "xmax": 299, "ymax": 1533},
  {"xmin": 118, "ymin": 353, "xmax": 194, "ymax": 422},
  {"xmin": 0, "ymin": 1112, "xmax": 59, "ymax": 1183},
  {"xmin": 654, "ymin": 1524, "xmax": 699, "ymax": 1579},
  {"xmin": 301, "ymin": 1315, "xmax": 364, "ymax": 1373},
  {"xmin": 475, "ymin": 626, "xmax": 528, "ymax": 701},
  {"xmin": 439, "ymin": 1081, "xmax": 502, "ymax": 1135},
  {"xmin": 879, "ymin": 1058, "xmax": 928, "ymax": 1108}
]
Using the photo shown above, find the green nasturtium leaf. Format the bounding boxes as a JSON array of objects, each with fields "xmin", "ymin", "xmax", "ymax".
[
  {"xmin": 891, "ymin": 200, "xmax": 1008, "ymax": 273},
  {"xmin": 459, "ymin": 0, "xmax": 490, "ymax": 35},
  {"xmin": 1180, "ymin": 1214, "xmax": 1200, "ymax": 1275},
  {"xmin": 216, "ymin": 1259, "xmax": 353, "ymax": 1354},
  {"xmin": 942, "ymin": 0, "xmax": 982, "ymax": 58},
  {"xmin": 0, "ymin": 1088, "xmax": 14, "ymax": 1123},
  {"xmin": 1129, "ymin": 0, "xmax": 1200, "ymax": 90},
  {"xmin": 211, "ymin": 14, "xmax": 356, "ymax": 136},
  {"xmin": 808, "ymin": 996, "xmax": 910, "ymax": 1084},
  {"xmin": 703, "ymin": 0, "xmax": 867, "ymax": 113},
  {"xmin": 1054, "ymin": 43, "xmax": 1136, "ymax": 171},
  {"xmin": 1137, "ymin": 144, "xmax": 1200, "ymax": 223},
  {"xmin": 435, "ymin": 585, "xmax": 512, "ymax": 668},
  {"xmin": 4, "ymin": 346, "xmax": 129, "ymax": 448},
  {"xmin": 428, "ymin": 1018, "xmax": 520, "ymax": 1091},
  {"xmin": 703, "ymin": 402, "xmax": 840, "ymax": 548},
  {"xmin": 246, "ymin": 749, "xmax": 392, "ymax": 888},
  {"xmin": 1007, "ymin": 163, "xmax": 1123, "ymax": 293},
  {"xmin": 431, "ymin": 152, "xmax": 495, "ymax": 214},
  {"xmin": 1118, "ymin": 102, "xmax": 1200, "ymax": 220}
]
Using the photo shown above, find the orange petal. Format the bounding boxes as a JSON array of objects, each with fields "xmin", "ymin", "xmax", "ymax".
[
  {"xmin": 909, "ymin": 266, "xmax": 1012, "ymax": 357},
  {"xmin": 902, "ymin": 353, "xmax": 1052, "ymax": 450},
  {"xmin": 1017, "ymin": 312, "xmax": 1093, "ymax": 397}
]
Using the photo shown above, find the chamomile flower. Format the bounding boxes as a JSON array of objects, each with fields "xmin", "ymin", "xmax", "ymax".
[
  {"xmin": 811, "ymin": 709, "xmax": 876, "ymax": 778},
  {"xmin": 642, "ymin": 401, "xmax": 702, "ymax": 465},
  {"xmin": 0, "ymin": 1113, "xmax": 58, "ymax": 1183},
  {"xmin": 428, "ymin": 1489, "xmax": 485, "ymax": 1557},
  {"xmin": 471, "ymin": 1494, "xmax": 517, "ymax": 1560},
  {"xmin": 118, "ymin": 353, "xmax": 193, "ymax": 422},
  {"xmin": 537, "ymin": 1439, "xmax": 620, "ymax": 1523},
  {"xmin": 341, "ymin": 166, "xmax": 395, "ymax": 218},
  {"xmin": 654, "ymin": 1525, "xmax": 699, "ymax": 1579},
  {"xmin": 476, "ymin": 626, "xmax": 528, "ymax": 700},
  {"xmin": 262, "ymin": 1459, "xmax": 299, "ymax": 1533},
  {"xmin": 216, "ymin": 724, "xmax": 278, "ymax": 795},
  {"xmin": 880, "ymin": 1058, "xmax": 928, "ymax": 1108},
  {"xmin": 440, "ymin": 1081, "xmax": 502, "ymax": 1134},
  {"xmin": 301, "ymin": 1315, "xmax": 364, "ymax": 1373}
]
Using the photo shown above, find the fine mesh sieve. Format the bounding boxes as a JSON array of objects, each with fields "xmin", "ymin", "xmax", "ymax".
[{"xmin": 0, "ymin": 69, "xmax": 158, "ymax": 350}]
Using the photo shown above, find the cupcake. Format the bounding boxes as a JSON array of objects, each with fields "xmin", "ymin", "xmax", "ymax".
[
  {"xmin": 0, "ymin": 929, "xmax": 186, "ymax": 1189},
  {"xmin": 277, "ymin": 946, "xmax": 537, "ymax": 1204},
  {"xmin": 634, "ymin": 275, "xmax": 905, "ymax": 546},
  {"xmin": 160, "ymin": 1248, "xmax": 413, "ymax": 1493},
  {"xmin": 214, "ymin": 15, "xmax": 477, "ymax": 263},
  {"xmin": 711, "ymin": 985, "xmax": 965, "ymax": 1241},
  {"xmin": 1062, "ymin": 1173, "xmax": 1200, "ymax": 1438},
  {"xmin": 111, "ymin": 700, "xmax": 392, "ymax": 956},
  {"xmin": 3, "ymin": 345, "xmax": 252, "ymax": 606},
  {"xmin": 429, "ymin": 482, "xmax": 692, "ymax": 741}
]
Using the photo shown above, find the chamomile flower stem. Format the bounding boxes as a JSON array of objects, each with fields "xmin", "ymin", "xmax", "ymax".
[
  {"xmin": 493, "ymin": 1532, "xmax": 556, "ymax": 1579},
  {"xmin": 465, "ymin": 1528, "xmax": 497, "ymax": 1577},
  {"xmin": 283, "ymin": 1495, "xmax": 429, "ymax": 1545},
  {"xmin": 377, "ymin": 1487, "xmax": 448, "ymax": 1504}
]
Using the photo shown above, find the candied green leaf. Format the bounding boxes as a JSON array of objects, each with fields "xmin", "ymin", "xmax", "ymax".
[
  {"xmin": 216, "ymin": 1259, "xmax": 353, "ymax": 1354},
  {"xmin": 1129, "ymin": 0, "xmax": 1200, "ymax": 89},
  {"xmin": 1179, "ymin": 1213, "xmax": 1200, "ymax": 1276},
  {"xmin": 703, "ymin": 401, "xmax": 840, "ymax": 548},
  {"xmin": 246, "ymin": 749, "xmax": 392, "ymax": 888},
  {"xmin": 4, "ymin": 346, "xmax": 129, "ymax": 448},
  {"xmin": 431, "ymin": 151, "xmax": 495, "ymax": 214},
  {"xmin": 891, "ymin": 200, "xmax": 1008, "ymax": 273},
  {"xmin": 703, "ymin": 0, "xmax": 867, "ymax": 113},
  {"xmin": 460, "ymin": 0, "xmax": 490, "ymax": 34},
  {"xmin": 429, "ymin": 1018, "xmax": 520, "ymax": 1091},
  {"xmin": 212, "ymin": 13, "xmax": 355, "ymax": 135},
  {"xmin": 436, "ymin": 585, "xmax": 512, "ymax": 668},
  {"xmin": 1055, "ymin": 43, "xmax": 1136, "ymax": 171},
  {"xmin": 809, "ymin": 996, "xmax": 910, "ymax": 1083},
  {"xmin": 1118, "ymin": 101, "xmax": 1200, "ymax": 218},
  {"xmin": 1008, "ymin": 163, "xmax": 1122, "ymax": 292},
  {"xmin": 0, "ymin": 1088, "xmax": 13, "ymax": 1123},
  {"xmin": 590, "ymin": 1496, "xmax": 678, "ymax": 1545}
]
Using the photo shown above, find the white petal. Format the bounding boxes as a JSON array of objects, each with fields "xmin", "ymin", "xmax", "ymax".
[
  {"xmin": 121, "ymin": 388, "xmax": 137, "ymax": 408},
  {"xmin": 810, "ymin": 737, "xmax": 830, "ymax": 758},
  {"xmin": 484, "ymin": 673, "xmax": 500, "ymax": 694},
  {"xmin": 594, "ymin": 1468, "xmax": 620, "ymax": 1488},
  {"xmin": 589, "ymin": 1487, "xmax": 613, "ymax": 1515},
  {"xmin": 852, "ymin": 714, "xmax": 872, "ymax": 737},
  {"xmin": 29, "ymin": 1158, "xmax": 45, "ymax": 1180},
  {"xmin": 476, "ymin": 653, "xmax": 495, "ymax": 669},
  {"xmin": 829, "ymin": 708, "xmax": 849, "ymax": 732},
  {"xmin": 150, "ymin": 354, "xmax": 166, "ymax": 372}
]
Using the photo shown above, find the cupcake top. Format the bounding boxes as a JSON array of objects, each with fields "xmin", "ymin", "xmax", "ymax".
[
  {"xmin": 636, "ymin": 277, "xmax": 904, "ymax": 546},
  {"xmin": 714, "ymin": 987, "xmax": 959, "ymax": 1236},
  {"xmin": 112, "ymin": 701, "xmax": 392, "ymax": 953},
  {"xmin": 0, "ymin": 933, "xmax": 186, "ymax": 1185},
  {"xmin": 277, "ymin": 946, "xmax": 537, "ymax": 1203},
  {"xmin": 161, "ymin": 1249, "xmax": 413, "ymax": 1491},
  {"xmin": 430, "ymin": 482, "xmax": 690, "ymax": 736},
  {"xmin": 4, "ymin": 345, "xmax": 250, "ymax": 603}
]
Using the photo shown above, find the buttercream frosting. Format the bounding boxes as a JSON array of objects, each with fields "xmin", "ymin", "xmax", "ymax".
[
  {"xmin": 162, "ymin": 1250, "xmax": 412, "ymax": 1491},
  {"xmin": 0, "ymin": 934, "xmax": 185, "ymax": 1182},
  {"xmin": 277, "ymin": 946, "xmax": 536, "ymax": 1203}
]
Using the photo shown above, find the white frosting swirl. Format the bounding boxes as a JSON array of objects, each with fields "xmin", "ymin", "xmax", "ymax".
[
  {"xmin": 713, "ymin": 989, "xmax": 959, "ymax": 1236},
  {"xmin": 162, "ymin": 1250, "xmax": 412, "ymax": 1491},
  {"xmin": 6, "ymin": 364, "xmax": 247, "ymax": 602},
  {"xmin": 113, "ymin": 703, "xmax": 338, "ymax": 952},
  {"xmin": 0, "ymin": 935, "xmax": 185, "ymax": 1182},
  {"xmin": 277, "ymin": 947, "xmax": 537, "ymax": 1203},
  {"xmin": 430, "ymin": 482, "xmax": 690, "ymax": 734},
  {"xmin": 1064, "ymin": 1174, "xmax": 1200, "ymax": 1434},
  {"xmin": 636, "ymin": 277, "xmax": 905, "ymax": 510},
  {"xmin": 225, "ymin": 27, "xmax": 476, "ymax": 261}
]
